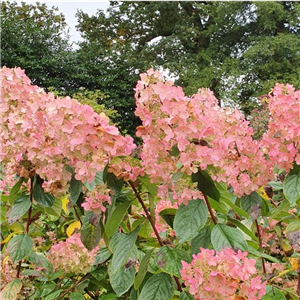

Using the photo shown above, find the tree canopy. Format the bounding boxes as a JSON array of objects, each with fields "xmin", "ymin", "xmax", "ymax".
[
  {"xmin": 76, "ymin": 1, "xmax": 300, "ymax": 112},
  {"xmin": 1, "ymin": 1, "xmax": 77, "ymax": 92}
]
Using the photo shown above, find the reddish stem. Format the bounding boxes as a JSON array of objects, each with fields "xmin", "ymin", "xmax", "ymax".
[
  {"xmin": 128, "ymin": 180, "xmax": 182, "ymax": 292},
  {"xmin": 203, "ymin": 194, "xmax": 217, "ymax": 225},
  {"xmin": 255, "ymin": 220, "xmax": 266, "ymax": 275}
]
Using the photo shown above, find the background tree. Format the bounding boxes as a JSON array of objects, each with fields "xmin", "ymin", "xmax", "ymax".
[
  {"xmin": 1, "ymin": 1, "xmax": 78, "ymax": 92},
  {"xmin": 76, "ymin": 1, "xmax": 300, "ymax": 115}
]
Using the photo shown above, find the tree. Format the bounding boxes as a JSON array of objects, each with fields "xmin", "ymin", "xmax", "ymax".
[
  {"xmin": 76, "ymin": 1, "xmax": 300, "ymax": 114},
  {"xmin": 0, "ymin": 1, "xmax": 78, "ymax": 92}
]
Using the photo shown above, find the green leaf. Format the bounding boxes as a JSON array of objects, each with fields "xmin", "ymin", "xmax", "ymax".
[
  {"xmin": 211, "ymin": 224, "xmax": 248, "ymax": 251},
  {"xmin": 261, "ymin": 285, "xmax": 287, "ymax": 300},
  {"xmin": 286, "ymin": 219, "xmax": 300, "ymax": 233},
  {"xmin": 9, "ymin": 178, "xmax": 24, "ymax": 204},
  {"xmin": 8, "ymin": 234, "xmax": 34, "ymax": 263},
  {"xmin": 70, "ymin": 293, "xmax": 86, "ymax": 300},
  {"xmin": 241, "ymin": 192, "xmax": 262, "ymax": 219},
  {"xmin": 248, "ymin": 247, "xmax": 280, "ymax": 263},
  {"xmin": 289, "ymin": 163, "xmax": 300, "ymax": 175},
  {"xmin": 44, "ymin": 289, "xmax": 63, "ymax": 300},
  {"xmin": 159, "ymin": 208, "xmax": 177, "ymax": 228},
  {"xmin": 174, "ymin": 199, "xmax": 208, "ymax": 243},
  {"xmin": 139, "ymin": 175, "xmax": 158, "ymax": 197},
  {"xmin": 192, "ymin": 169, "xmax": 220, "ymax": 201},
  {"xmin": 134, "ymin": 248, "xmax": 154, "ymax": 290},
  {"xmin": 94, "ymin": 247, "xmax": 112, "ymax": 265},
  {"xmin": 156, "ymin": 246, "xmax": 190, "ymax": 277},
  {"xmin": 111, "ymin": 226, "xmax": 140, "ymax": 273},
  {"xmin": 109, "ymin": 264, "xmax": 135, "ymax": 296},
  {"xmin": 69, "ymin": 176, "xmax": 82, "ymax": 204},
  {"xmin": 103, "ymin": 166, "xmax": 124, "ymax": 193},
  {"xmin": 0, "ymin": 278, "xmax": 22, "ymax": 300},
  {"xmin": 270, "ymin": 199, "xmax": 290, "ymax": 220},
  {"xmin": 227, "ymin": 218, "xmax": 258, "ymax": 242},
  {"xmin": 81, "ymin": 223, "xmax": 102, "ymax": 251},
  {"xmin": 220, "ymin": 193, "xmax": 249, "ymax": 218},
  {"xmin": 283, "ymin": 173, "xmax": 300, "ymax": 206},
  {"xmin": 90, "ymin": 265, "xmax": 107, "ymax": 281},
  {"xmin": 33, "ymin": 182, "xmax": 54, "ymax": 207},
  {"xmin": 6, "ymin": 195, "xmax": 31, "ymax": 225},
  {"xmin": 1, "ymin": 194, "xmax": 10, "ymax": 203},
  {"xmin": 179, "ymin": 292, "xmax": 195, "ymax": 300},
  {"xmin": 28, "ymin": 252, "xmax": 53, "ymax": 272},
  {"xmin": 191, "ymin": 226, "xmax": 211, "ymax": 255},
  {"xmin": 105, "ymin": 200, "xmax": 132, "ymax": 237},
  {"xmin": 44, "ymin": 197, "xmax": 62, "ymax": 219},
  {"xmin": 139, "ymin": 273, "xmax": 174, "ymax": 300}
]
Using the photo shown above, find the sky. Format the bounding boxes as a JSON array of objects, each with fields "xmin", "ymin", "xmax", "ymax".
[{"xmin": 15, "ymin": 1, "xmax": 110, "ymax": 43}]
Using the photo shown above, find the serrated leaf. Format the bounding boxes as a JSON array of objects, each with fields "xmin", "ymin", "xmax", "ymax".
[
  {"xmin": 81, "ymin": 223, "xmax": 101, "ymax": 251},
  {"xmin": 0, "ymin": 279, "xmax": 22, "ymax": 300},
  {"xmin": 105, "ymin": 200, "xmax": 131, "ymax": 237},
  {"xmin": 8, "ymin": 234, "xmax": 34, "ymax": 263},
  {"xmin": 6, "ymin": 195, "xmax": 31, "ymax": 224},
  {"xmin": 70, "ymin": 293, "xmax": 86, "ymax": 300},
  {"xmin": 67, "ymin": 221, "xmax": 82, "ymax": 237},
  {"xmin": 9, "ymin": 178, "xmax": 24, "ymax": 204},
  {"xmin": 192, "ymin": 169, "xmax": 220, "ymax": 201},
  {"xmin": 69, "ymin": 176, "xmax": 82, "ymax": 204},
  {"xmin": 111, "ymin": 226, "xmax": 140, "ymax": 273},
  {"xmin": 174, "ymin": 199, "xmax": 208, "ymax": 243},
  {"xmin": 139, "ymin": 273, "xmax": 174, "ymax": 300},
  {"xmin": 211, "ymin": 224, "xmax": 248, "ymax": 251},
  {"xmin": 283, "ymin": 173, "xmax": 300, "ymax": 206},
  {"xmin": 33, "ymin": 182, "xmax": 54, "ymax": 207},
  {"xmin": 109, "ymin": 264, "xmax": 135, "ymax": 296},
  {"xmin": 156, "ymin": 246, "xmax": 190, "ymax": 277},
  {"xmin": 134, "ymin": 248, "xmax": 154, "ymax": 290},
  {"xmin": 191, "ymin": 226, "xmax": 211, "ymax": 255}
]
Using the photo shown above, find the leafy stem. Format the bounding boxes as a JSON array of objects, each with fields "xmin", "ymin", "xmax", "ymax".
[
  {"xmin": 203, "ymin": 194, "xmax": 217, "ymax": 225},
  {"xmin": 255, "ymin": 219, "xmax": 266, "ymax": 275},
  {"xmin": 128, "ymin": 180, "xmax": 183, "ymax": 292}
]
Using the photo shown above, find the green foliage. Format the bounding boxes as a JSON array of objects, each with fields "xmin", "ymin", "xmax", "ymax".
[{"xmin": 174, "ymin": 199, "xmax": 208, "ymax": 243}]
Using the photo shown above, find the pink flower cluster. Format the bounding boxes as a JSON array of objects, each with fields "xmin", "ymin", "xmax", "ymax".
[
  {"xmin": 261, "ymin": 83, "xmax": 300, "ymax": 170},
  {"xmin": 0, "ymin": 67, "xmax": 136, "ymax": 198},
  {"xmin": 134, "ymin": 70, "xmax": 274, "ymax": 199},
  {"xmin": 81, "ymin": 184, "xmax": 112, "ymax": 214},
  {"xmin": 107, "ymin": 156, "xmax": 145, "ymax": 182},
  {"xmin": 47, "ymin": 233, "xmax": 98, "ymax": 275},
  {"xmin": 180, "ymin": 248, "xmax": 266, "ymax": 300}
]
